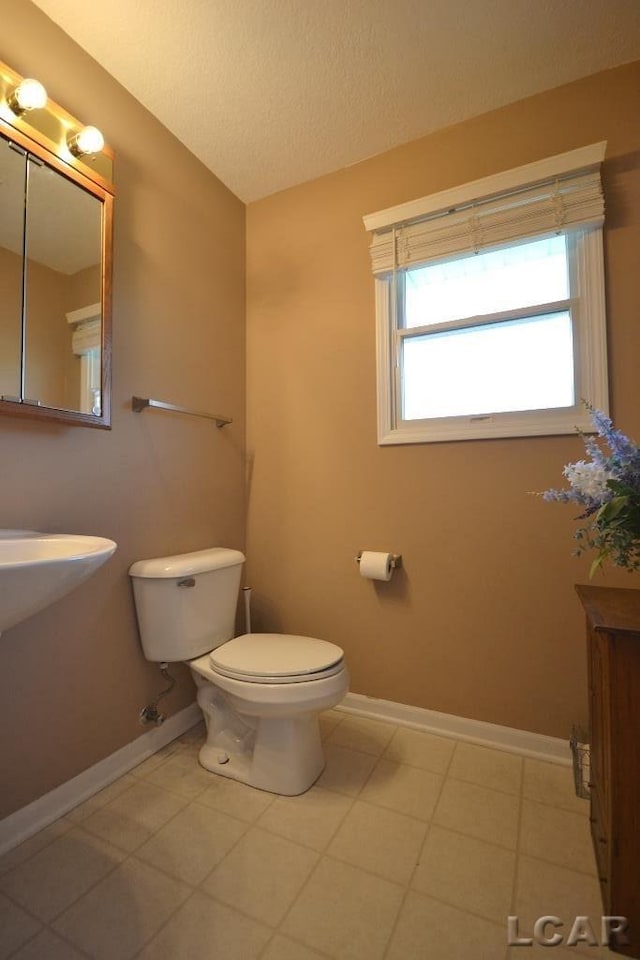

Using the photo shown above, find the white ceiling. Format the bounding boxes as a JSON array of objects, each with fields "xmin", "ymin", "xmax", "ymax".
[{"xmin": 31, "ymin": 0, "xmax": 640, "ymax": 202}]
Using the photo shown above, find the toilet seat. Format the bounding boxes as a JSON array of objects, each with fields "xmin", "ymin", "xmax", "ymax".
[{"xmin": 209, "ymin": 633, "xmax": 344, "ymax": 684}]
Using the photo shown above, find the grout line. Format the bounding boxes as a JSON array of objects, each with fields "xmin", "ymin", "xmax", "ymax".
[
  {"xmin": 0, "ymin": 821, "xmax": 73, "ymax": 878},
  {"xmin": 67, "ymin": 788, "xmax": 193, "ymax": 858},
  {"xmin": 127, "ymin": 886, "xmax": 200, "ymax": 959},
  {"xmin": 380, "ymin": 728, "xmax": 459, "ymax": 959},
  {"xmin": 4, "ymin": 922, "xmax": 96, "ymax": 960},
  {"xmin": 3, "ymin": 923, "xmax": 42, "ymax": 960},
  {"xmin": 258, "ymin": 787, "xmax": 359, "ymax": 949},
  {"xmin": 0, "ymin": 822, "xmax": 131, "ymax": 925},
  {"xmin": 258, "ymin": 928, "xmax": 335, "ymax": 960},
  {"xmin": 43, "ymin": 925, "xmax": 95, "ymax": 959}
]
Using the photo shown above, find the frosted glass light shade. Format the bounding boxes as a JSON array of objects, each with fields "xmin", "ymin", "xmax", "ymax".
[
  {"xmin": 68, "ymin": 125, "xmax": 104, "ymax": 157},
  {"xmin": 9, "ymin": 78, "xmax": 47, "ymax": 114}
]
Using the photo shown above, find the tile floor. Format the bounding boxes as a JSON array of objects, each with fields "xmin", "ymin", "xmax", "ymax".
[{"xmin": 0, "ymin": 711, "xmax": 615, "ymax": 960}]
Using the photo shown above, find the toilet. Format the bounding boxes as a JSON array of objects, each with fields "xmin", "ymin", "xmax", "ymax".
[{"xmin": 129, "ymin": 547, "xmax": 349, "ymax": 795}]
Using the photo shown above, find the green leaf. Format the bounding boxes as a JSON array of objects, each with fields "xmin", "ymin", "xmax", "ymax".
[{"xmin": 597, "ymin": 496, "xmax": 629, "ymax": 522}]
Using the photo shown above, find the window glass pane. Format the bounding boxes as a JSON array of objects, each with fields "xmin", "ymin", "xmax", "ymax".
[
  {"xmin": 404, "ymin": 235, "xmax": 569, "ymax": 329},
  {"xmin": 401, "ymin": 311, "xmax": 574, "ymax": 421}
]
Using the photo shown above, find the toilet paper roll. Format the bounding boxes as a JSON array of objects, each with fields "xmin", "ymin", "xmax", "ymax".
[{"xmin": 359, "ymin": 551, "xmax": 393, "ymax": 582}]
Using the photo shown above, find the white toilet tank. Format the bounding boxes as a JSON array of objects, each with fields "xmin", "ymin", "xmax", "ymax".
[{"xmin": 129, "ymin": 547, "xmax": 245, "ymax": 662}]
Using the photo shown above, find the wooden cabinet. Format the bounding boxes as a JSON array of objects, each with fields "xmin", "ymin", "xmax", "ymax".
[{"xmin": 576, "ymin": 585, "xmax": 640, "ymax": 957}]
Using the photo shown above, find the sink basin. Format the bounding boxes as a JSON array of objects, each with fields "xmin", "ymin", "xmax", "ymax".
[{"xmin": 0, "ymin": 532, "xmax": 117, "ymax": 633}]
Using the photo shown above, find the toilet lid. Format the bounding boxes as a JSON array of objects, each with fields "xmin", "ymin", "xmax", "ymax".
[{"xmin": 209, "ymin": 633, "xmax": 343, "ymax": 681}]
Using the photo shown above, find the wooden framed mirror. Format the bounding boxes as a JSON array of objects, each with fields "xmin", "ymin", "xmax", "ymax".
[{"xmin": 0, "ymin": 60, "xmax": 114, "ymax": 429}]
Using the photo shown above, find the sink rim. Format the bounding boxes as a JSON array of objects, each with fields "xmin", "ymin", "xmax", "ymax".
[{"xmin": 0, "ymin": 533, "xmax": 117, "ymax": 569}]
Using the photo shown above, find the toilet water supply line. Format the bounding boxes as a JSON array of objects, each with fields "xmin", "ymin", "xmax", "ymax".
[
  {"xmin": 139, "ymin": 663, "xmax": 176, "ymax": 726},
  {"xmin": 139, "ymin": 586, "xmax": 252, "ymax": 725}
]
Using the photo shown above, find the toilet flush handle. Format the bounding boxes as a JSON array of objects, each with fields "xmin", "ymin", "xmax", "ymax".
[{"xmin": 177, "ymin": 577, "xmax": 196, "ymax": 588}]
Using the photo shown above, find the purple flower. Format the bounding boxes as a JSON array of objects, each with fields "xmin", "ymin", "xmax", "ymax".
[{"xmin": 540, "ymin": 406, "xmax": 640, "ymax": 572}]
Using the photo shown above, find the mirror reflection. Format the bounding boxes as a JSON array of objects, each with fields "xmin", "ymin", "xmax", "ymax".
[
  {"xmin": 25, "ymin": 156, "xmax": 102, "ymax": 414},
  {"xmin": 0, "ymin": 139, "xmax": 26, "ymax": 400},
  {"xmin": 0, "ymin": 133, "xmax": 104, "ymax": 417}
]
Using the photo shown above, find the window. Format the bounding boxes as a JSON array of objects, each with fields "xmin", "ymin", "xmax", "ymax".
[{"xmin": 364, "ymin": 143, "xmax": 608, "ymax": 444}]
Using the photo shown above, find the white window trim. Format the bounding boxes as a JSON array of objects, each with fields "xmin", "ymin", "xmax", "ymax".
[
  {"xmin": 363, "ymin": 142, "xmax": 607, "ymax": 235},
  {"xmin": 366, "ymin": 144, "xmax": 609, "ymax": 446}
]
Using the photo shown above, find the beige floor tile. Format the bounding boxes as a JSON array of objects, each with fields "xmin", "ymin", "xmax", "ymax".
[
  {"xmin": 64, "ymin": 774, "xmax": 139, "ymax": 824},
  {"xmin": 0, "ymin": 821, "xmax": 72, "ymax": 875},
  {"xmin": 433, "ymin": 778, "xmax": 519, "ymax": 849},
  {"xmin": 80, "ymin": 780, "xmax": 188, "ymax": 852},
  {"xmin": 138, "ymin": 890, "xmax": 271, "ymax": 959},
  {"xmin": 0, "ymin": 827, "xmax": 125, "ymax": 922},
  {"xmin": 9, "ymin": 928, "xmax": 89, "ymax": 960},
  {"xmin": 202, "ymin": 826, "xmax": 318, "ymax": 926},
  {"xmin": 0, "ymin": 892, "xmax": 41, "ymax": 958},
  {"xmin": 515, "ymin": 855, "xmax": 606, "ymax": 955},
  {"xmin": 128, "ymin": 738, "xmax": 188, "ymax": 780},
  {"xmin": 142, "ymin": 751, "xmax": 217, "ymax": 799},
  {"xmin": 327, "ymin": 800, "xmax": 427, "ymax": 884},
  {"xmin": 282, "ymin": 857, "xmax": 404, "ymax": 959},
  {"xmin": 53, "ymin": 857, "xmax": 191, "ymax": 960},
  {"xmin": 316, "ymin": 744, "xmax": 377, "ymax": 797},
  {"xmin": 383, "ymin": 727, "xmax": 456, "ymax": 774},
  {"xmin": 412, "ymin": 824, "xmax": 516, "ymax": 922},
  {"xmin": 520, "ymin": 800, "xmax": 596, "ymax": 874},
  {"xmin": 135, "ymin": 802, "xmax": 248, "ymax": 885},
  {"xmin": 129, "ymin": 752, "xmax": 173, "ymax": 779},
  {"xmin": 257, "ymin": 786, "xmax": 353, "ymax": 851},
  {"xmin": 448, "ymin": 742, "xmax": 523, "ymax": 795},
  {"xmin": 196, "ymin": 777, "xmax": 275, "ymax": 822},
  {"xmin": 386, "ymin": 891, "xmax": 508, "ymax": 960},
  {"xmin": 523, "ymin": 759, "xmax": 589, "ymax": 815},
  {"xmin": 261, "ymin": 933, "xmax": 328, "ymax": 959},
  {"xmin": 326, "ymin": 716, "xmax": 397, "ymax": 756},
  {"xmin": 359, "ymin": 758, "xmax": 443, "ymax": 821}
]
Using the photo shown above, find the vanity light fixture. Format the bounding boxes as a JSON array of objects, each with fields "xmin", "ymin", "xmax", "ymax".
[
  {"xmin": 67, "ymin": 124, "xmax": 104, "ymax": 158},
  {"xmin": 7, "ymin": 77, "xmax": 47, "ymax": 116}
]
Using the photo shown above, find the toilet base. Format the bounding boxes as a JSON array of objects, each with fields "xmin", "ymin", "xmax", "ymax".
[
  {"xmin": 190, "ymin": 657, "xmax": 348, "ymax": 796},
  {"xmin": 198, "ymin": 713, "xmax": 325, "ymax": 795}
]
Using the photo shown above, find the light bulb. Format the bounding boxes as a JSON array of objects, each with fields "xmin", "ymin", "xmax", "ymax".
[
  {"xmin": 67, "ymin": 125, "xmax": 105, "ymax": 157},
  {"xmin": 8, "ymin": 78, "xmax": 47, "ymax": 115}
]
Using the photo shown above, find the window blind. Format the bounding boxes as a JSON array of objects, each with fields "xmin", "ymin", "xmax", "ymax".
[{"xmin": 366, "ymin": 148, "xmax": 605, "ymax": 276}]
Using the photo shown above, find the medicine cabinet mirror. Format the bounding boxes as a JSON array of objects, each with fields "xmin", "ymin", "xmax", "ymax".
[{"xmin": 0, "ymin": 61, "xmax": 114, "ymax": 428}]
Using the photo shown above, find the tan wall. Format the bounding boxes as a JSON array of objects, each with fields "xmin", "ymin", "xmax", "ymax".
[
  {"xmin": 0, "ymin": 245, "xmax": 22, "ymax": 398},
  {"xmin": 67, "ymin": 263, "xmax": 101, "ymax": 314},
  {"xmin": 0, "ymin": 2, "xmax": 245, "ymax": 819},
  {"xmin": 246, "ymin": 60, "xmax": 640, "ymax": 739},
  {"xmin": 25, "ymin": 256, "xmax": 73, "ymax": 409}
]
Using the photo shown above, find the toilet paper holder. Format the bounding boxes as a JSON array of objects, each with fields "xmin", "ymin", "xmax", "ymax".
[{"xmin": 355, "ymin": 551, "xmax": 402, "ymax": 569}]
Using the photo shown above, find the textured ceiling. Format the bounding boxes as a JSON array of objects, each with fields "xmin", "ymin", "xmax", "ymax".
[{"xmin": 31, "ymin": 0, "xmax": 640, "ymax": 202}]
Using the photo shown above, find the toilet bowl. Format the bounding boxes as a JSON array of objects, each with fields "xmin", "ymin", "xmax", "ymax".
[{"xmin": 129, "ymin": 548, "xmax": 348, "ymax": 795}]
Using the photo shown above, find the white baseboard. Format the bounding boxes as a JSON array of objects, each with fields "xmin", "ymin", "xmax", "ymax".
[
  {"xmin": 0, "ymin": 692, "xmax": 571, "ymax": 858},
  {"xmin": 336, "ymin": 693, "xmax": 572, "ymax": 766},
  {"xmin": 0, "ymin": 702, "xmax": 202, "ymax": 857}
]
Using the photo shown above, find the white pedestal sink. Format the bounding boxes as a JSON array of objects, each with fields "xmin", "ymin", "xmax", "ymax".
[{"xmin": 0, "ymin": 531, "xmax": 117, "ymax": 633}]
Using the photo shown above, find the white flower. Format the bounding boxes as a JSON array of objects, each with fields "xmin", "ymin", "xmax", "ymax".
[{"xmin": 563, "ymin": 460, "xmax": 612, "ymax": 502}]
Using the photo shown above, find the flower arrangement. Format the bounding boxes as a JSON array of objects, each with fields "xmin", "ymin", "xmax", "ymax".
[{"xmin": 543, "ymin": 406, "xmax": 640, "ymax": 575}]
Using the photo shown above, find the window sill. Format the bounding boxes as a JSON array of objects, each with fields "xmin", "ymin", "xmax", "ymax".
[{"xmin": 378, "ymin": 405, "xmax": 599, "ymax": 445}]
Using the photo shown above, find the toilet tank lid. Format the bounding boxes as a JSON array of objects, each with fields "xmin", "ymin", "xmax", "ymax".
[{"xmin": 129, "ymin": 547, "xmax": 245, "ymax": 579}]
